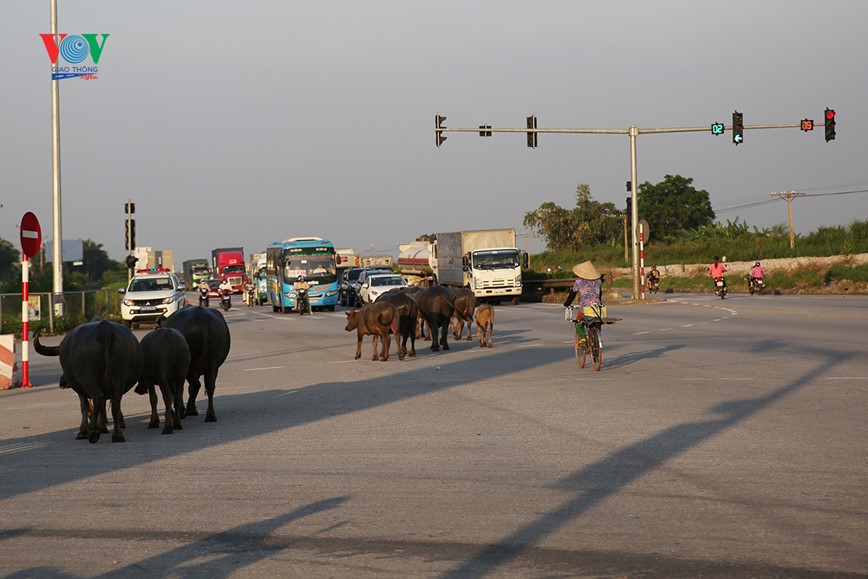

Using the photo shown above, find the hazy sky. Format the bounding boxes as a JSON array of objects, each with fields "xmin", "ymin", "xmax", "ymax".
[{"xmin": 2, "ymin": 1, "xmax": 866, "ymax": 266}]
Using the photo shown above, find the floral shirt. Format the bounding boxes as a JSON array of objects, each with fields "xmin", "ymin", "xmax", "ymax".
[{"xmin": 570, "ymin": 277, "xmax": 602, "ymax": 308}]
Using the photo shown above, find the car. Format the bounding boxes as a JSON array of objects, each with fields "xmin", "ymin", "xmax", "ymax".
[
  {"xmin": 358, "ymin": 273, "xmax": 409, "ymax": 306},
  {"xmin": 351, "ymin": 268, "xmax": 394, "ymax": 307},
  {"xmin": 119, "ymin": 270, "xmax": 187, "ymax": 329},
  {"xmin": 339, "ymin": 267, "xmax": 366, "ymax": 307}
]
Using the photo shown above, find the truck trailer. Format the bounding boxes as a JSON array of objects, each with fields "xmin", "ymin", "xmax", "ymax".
[{"xmin": 431, "ymin": 229, "xmax": 527, "ymax": 304}]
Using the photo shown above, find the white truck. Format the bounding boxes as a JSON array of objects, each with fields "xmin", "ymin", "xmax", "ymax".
[{"xmin": 431, "ymin": 229, "xmax": 527, "ymax": 304}]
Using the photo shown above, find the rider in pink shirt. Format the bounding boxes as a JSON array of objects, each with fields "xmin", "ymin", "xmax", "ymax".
[{"xmin": 709, "ymin": 256, "xmax": 727, "ymax": 290}]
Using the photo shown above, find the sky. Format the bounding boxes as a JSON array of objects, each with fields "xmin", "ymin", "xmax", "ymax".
[{"xmin": 1, "ymin": 0, "xmax": 866, "ymax": 268}]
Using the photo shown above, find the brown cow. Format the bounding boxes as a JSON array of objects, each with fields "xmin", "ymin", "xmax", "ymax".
[
  {"xmin": 450, "ymin": 287, "xmax": 477, "ymax": 341},
  {"xmin": 376, "ymin": 292, "xmax": 418, "ymax": 358},
  {"xmin": 476, "ymin": 303, "xmax": 495, "ymax": 348},
  {"xmin": 401, "ymin": 285, "xmax": 428, "ymax": 339},
  {"xmin": 345, "ymin": 302, "xmax": 401, "ymax": 361}
]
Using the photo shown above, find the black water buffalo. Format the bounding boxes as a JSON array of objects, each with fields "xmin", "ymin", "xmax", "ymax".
[
  {"xmin": 415, "ymin": 285, "xmax": 466, "ymax": 352},
  {"xmin": 450, "ymin": 287, "xmax": 477, "ymax": 341},
  {"xmin": 135, "ymin": 327, "xmax": 191, "ymax": 434},
  {"xmin": 34, "ymin": 318, "xmax": 143, "ymax": 443},
  {"xmin": 162, "ymin": 306, "xmax": 231, "ymax": 422},
  {"xmin": 345, "ymin": 302, "xmax": 401, "ymax": 361},
  {"xmin": 376, "ymin": 291, "xmax": 418, "ymax": 358}
]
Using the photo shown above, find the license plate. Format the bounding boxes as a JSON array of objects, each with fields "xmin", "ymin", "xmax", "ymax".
[
  {"xmin": 716, "ymin": 281, "xmax": 724, "ymax": 287},
  {"xmin": 141, "ymin": 305, "xmax": 156, "ymax": 312}
]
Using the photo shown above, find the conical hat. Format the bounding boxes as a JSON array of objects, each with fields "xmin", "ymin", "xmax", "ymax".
[{"xmin": 571, "ymin": 261, "xmax": 601, "ymax": 280}]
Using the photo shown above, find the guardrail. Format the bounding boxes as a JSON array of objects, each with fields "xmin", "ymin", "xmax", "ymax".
[{"xmin": 0, "ymin": 290, "xmax": 121, "ymax": 335}]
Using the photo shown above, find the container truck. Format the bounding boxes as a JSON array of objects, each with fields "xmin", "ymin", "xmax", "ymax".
[
  {"xmin": 211, "ymin": 247, "xmax": 246, "ymax": 293},
  {"xmin": 431, "ymin": 229, "xmax": 527, "ymax": 304},
  {"xmin": 182, "ymin": 259, "xmax": 211, "ymax": 288}
]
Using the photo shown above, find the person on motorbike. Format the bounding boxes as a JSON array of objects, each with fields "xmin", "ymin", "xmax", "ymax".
[
  {"xmin": 218, "ymin": 279, "xmax": 232, "ymax": 294},
  {"xmin": 646, "ymin": 265, "xmax": 660, "ymax": 291},
  {"xmin": 708, "ymin": 255, "xmax": 727, "ymax": 289},
  {"xmin": 198, "ymin": 279, "xmax": 210, "ymax": 306},
  {"xmin": 563, "ymin": 261, "xmax": 603, "ymax": 346},
  {"xmin": 295, "ymin": 275, "xmax": 311, "ymax": 314},
  {"xmin": 243, "ymin": 278, "xmax": 256, "ymax": 306},
  {"xmin": 750, "ymin": 261, "xmax": 764, "ymax": 283}
]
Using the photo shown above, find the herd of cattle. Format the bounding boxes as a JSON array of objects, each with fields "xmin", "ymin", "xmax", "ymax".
[
  {"xmin": 32, "ymin": 284, "xmax": 495, "ymax": 444},
  {"xmin": 34, "ymin": 307, "xmax": 231, "ymax": 443},
  {"xmin": 345, "ymin": 285, "xmax": 495, "ymax": 361}
]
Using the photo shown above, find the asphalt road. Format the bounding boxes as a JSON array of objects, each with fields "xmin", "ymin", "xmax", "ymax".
[{"xmin": 1, "ymin": 293, "xmax": 866, "ymax": 578}]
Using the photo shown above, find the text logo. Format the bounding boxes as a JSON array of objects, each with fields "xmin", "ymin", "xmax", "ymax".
[{"xmin": 39, "ymin": 33, "xmax": 109, "ymax": 80}]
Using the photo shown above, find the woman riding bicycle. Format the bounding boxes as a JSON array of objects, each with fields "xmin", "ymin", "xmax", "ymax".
[{"xmin": 563, "ymin": 261, "xmax": 603, "ymax": 345}]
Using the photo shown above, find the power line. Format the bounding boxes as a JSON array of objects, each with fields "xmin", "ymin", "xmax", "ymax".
[{"xmin": 714, "ymin": 187, "xmax": 868, "ymax": 214}]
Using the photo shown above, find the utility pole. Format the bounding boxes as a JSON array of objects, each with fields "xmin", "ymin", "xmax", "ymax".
[
  {"xmin": 771, "ymin": 191, "xmax": 805, "ymax": 249},
  {"xmin": 50, "ymin": 0, "xmax": 64, "ymax": 316},
  {"xmin": 436, "ymin": 111, "xmax": 833, "ymax": 299}
]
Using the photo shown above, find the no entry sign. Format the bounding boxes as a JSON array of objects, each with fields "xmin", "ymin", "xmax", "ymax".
[{"xmin": 20, "ymin": 212, "xmax": 42, "ymax": 259}]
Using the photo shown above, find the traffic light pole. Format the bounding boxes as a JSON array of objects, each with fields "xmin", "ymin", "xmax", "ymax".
[{"xmin": 437, "ymin": 118, "xmax": 814, "ymax": 300}]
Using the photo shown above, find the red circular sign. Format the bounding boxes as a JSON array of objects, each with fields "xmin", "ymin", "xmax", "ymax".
[{"xmin": 20, "ymin": 212, "xmax": 42, "ymax": 259}]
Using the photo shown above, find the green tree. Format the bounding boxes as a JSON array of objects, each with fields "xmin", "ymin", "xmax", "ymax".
[
  {"xmin": 0, "ymin": 237, "xmax": 21, "ymax": 292},
  {"xmin": 638, "ymin": 175, "xmax": 715, "ymax": 241},
  {"xmin": 82, "ymin": 239, "xmax": 120, "ymax": 282},
  {"xmin": 524, "ymin": 184, "xmax": 622, "ymax": 251}
]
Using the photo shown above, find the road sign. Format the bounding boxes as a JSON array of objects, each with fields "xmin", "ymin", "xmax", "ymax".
[{"xmin": 20, "ymin": 212, "xmax": 42, "ymax": 259}]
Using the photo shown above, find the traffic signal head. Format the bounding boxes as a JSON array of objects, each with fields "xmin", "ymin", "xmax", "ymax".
[
  {"xmin": 125, "ymin": 254, "xmax": 137, "ymax": 269},
  {"xmin": 825, "ymin": 108, "xmax": 836, "ymax": 142},
  {"xmin": 478, "ymin": 125, "xmax": 492, "ymax": 137},
  {"xmin": 526, "ymin": 115, "xmax": 538, "ymax": 148},
  {"xmin": 125, "ymin": 219, "xmax": 136, "ymax": 250},
  {"xmin": 435, "ymin": 115, "xmax": 447, "ymax": 147},
  {"xmin": 732, "ymin": 111, "xmax": 744, "ymax": 145},
  {"xmin": 124, "ymin": 201, "xmax": 135, "ymax": 214}
]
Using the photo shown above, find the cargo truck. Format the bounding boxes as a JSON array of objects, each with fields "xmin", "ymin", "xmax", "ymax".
[
  {"xmin": 182, "ymin": 259, "xmax": 211, "ymax": 288},
  {"xmin": 431, "ymin": 229, "xmax": 527, "ymax": 304},
  {"xmin": 211, "ymin": 247, "xmax": 246, "ymax": 293}
]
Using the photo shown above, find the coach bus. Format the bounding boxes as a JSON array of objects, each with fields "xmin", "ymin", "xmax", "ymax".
[{"xmin": 265, "ymin": 237, "xmax": 339, "ymax": 312}]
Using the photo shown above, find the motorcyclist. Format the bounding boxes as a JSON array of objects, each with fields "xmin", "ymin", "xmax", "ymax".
[
  {"xmin": 708, "ymin": 255, "xmax": 727, "ymax": 289},
  {"xmin": 646, "ymin": 265, "xmax": 660, "ymax": 291},
  {"xmin": 243, "ymin": 278, "xmax": 256, "ymax": 306},
  {"xmin": 198, "ymin": 279, "xmax": 210, "ymax": 306},
  {"xmin": 750, "ymin": 261, "xmax": 764, "ymax": 283},
  {"xmin": 295, "ymin": 275, "xmax": 311, "ymax": 314},
  {"xmin": 563, "ymin": 261, "xmax": 603, "ymax": 345},
  {"xmin": 218, "ymin": 278, "xmax": 232, "ymax": 294}
]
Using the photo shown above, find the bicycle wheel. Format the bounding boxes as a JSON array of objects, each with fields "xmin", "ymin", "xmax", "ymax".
[{"xmin": 587, "ymin": 325, "xmax": 603, "ymax": 371}]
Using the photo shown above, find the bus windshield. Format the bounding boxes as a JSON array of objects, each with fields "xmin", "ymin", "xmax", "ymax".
[{"xmin": 283, "ymin": 253, "xmax": 337, "ymax": 283}]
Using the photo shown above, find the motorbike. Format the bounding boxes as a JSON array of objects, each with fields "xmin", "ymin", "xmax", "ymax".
[
  {"xmin": 245, "ymin": 285, "xmax": 256, "ymax": 307},
  {"xmin": 712, "ymin": 276, "xmax": 728, "ymax": 299},
  {"xmin": 646, "ymin": 276, "xmax": 660, "ymax": 294},
  {"xmin": 296, "ymin": 287, "xmax": 310, "ymax": 315},
  {"xmin": 749, "ymin": 276, "xmax": 765, "ymax": 296},
  {"xmin": 220, "ymin": 289, "xmax": 232, "ymax": 311},
  {"xmin": 198, "ymin": 286, "xmax": 209, "ymax": 307}
]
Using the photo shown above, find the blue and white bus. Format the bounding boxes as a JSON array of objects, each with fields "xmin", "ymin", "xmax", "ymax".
[{"xmin": 266, "ymin": 237, "xmax": 339, "ymax": 312}]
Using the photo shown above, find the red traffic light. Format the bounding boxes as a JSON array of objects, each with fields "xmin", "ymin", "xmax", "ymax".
[{"xmin": 826, "ymin": 109, "xmax": 836, "ymax": 120}]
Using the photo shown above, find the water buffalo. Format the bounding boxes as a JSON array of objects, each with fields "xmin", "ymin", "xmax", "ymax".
[
  {"xmin": 475, "ymin": 303, "xmax": 495, "ymax": 348},
  {"xmin": 375, "ymin": 291, "xmax": 418, "ymax": 358},
  {"xmin": 135, "ymin": 327, "xmax": 191, "ymax": 434},
  {"xmin": 450, "ymin": 287, "xmax": 477, "ymax": 341},
  {"xmin": 415, "ymin": 285, "xmax": 467, "ymax": 352},
  {"xmin": 34, "ymin": 319, "xmax": 143, "ymax": 443},
  {"xmin": 345, "ymin": 302, "xmax": 401, "ymax": 361},
  {"xmin": 400, "ymin": 286, "xmax": 428, "ymax": 338},
  {"xmin": 162, "ymin": 306, "xmax": 231, "ymax": 422}
]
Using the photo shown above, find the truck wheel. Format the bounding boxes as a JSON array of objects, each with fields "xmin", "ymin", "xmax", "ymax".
[{"xmin": 511, "ymin": 296, "xmax": 520, "ymax": 305}]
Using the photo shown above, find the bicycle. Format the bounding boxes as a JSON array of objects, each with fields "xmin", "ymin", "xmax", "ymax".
[{"xmin": 565, "ymin": 305, "xmax": 614, "ymax": 372}]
